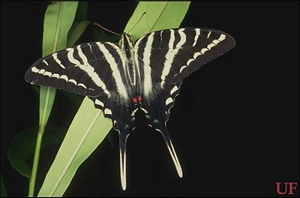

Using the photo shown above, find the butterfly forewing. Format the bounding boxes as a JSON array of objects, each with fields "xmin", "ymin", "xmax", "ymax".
[
  {"xmin": 26, "ymin": 42, "xmax": 118, "ymax": 97},
  {"xmin": 135, "ymin": 28, "xmax": 235, "ymax": 85}
]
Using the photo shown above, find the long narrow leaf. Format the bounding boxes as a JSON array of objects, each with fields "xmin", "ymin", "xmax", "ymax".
[
  {"xmin": 67, "ymin": 20, "xmax": 91, "ymax": 47},
  {"xmin": 38, "ymin": 2, "xmax": 190, "ymax": 196},
  {"xmin": 1, "ymin": 174, "xmax": 8, "ymax": 197},
  {"xmin": 124, "ymin": 2, "xmax": 190, "ymax": 41},
  {"xmin": 38, "ymin": 98, "xmax": 111, "ymax": 196},
  {"xmin": 29, "ymin": 2, "xmax": 79, "ymax": 197},
  {"xmin": 39, "ymin": 2, "xmax": 79, "ymax": 126}
]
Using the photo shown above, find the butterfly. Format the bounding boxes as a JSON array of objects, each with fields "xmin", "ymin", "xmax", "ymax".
[{"xmin": 25, "ymin": 27, "xmax": 235, "ymax": 190}]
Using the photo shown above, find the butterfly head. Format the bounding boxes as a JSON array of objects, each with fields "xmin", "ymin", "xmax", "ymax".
[{"xmin": 119, "ymin": 33, "xmax": 134, "ymax": 51}]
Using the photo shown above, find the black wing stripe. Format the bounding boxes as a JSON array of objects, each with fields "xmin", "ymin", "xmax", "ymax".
[
  {"xmin": 135, "ymin": 28, "xmax": 235, "ymax": 85},
  {"xmin": 97, "ymin": 42, "xmax": 129, "ymax": 100},
  {"xmin": 135, "ymin": 32, "xmax": 155, "ymax": 98},
  {"xmin": 160, "ymin": 29, "xmax": 186, "ymax": 88},
  {"xmin": 172, "ymin": 29, "xmax": 235, "ymax": 83},
  {"xmin": 66, "ymin": 46, "xmax": 106, "ymax": 93},
  {"xmin": 25, "ymin": 42, "xmax": 125, "ymax": 97}
]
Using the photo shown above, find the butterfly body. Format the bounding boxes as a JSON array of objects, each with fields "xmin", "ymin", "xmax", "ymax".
[{"xmin": 25, "ymin": 27, "xmax": 235, "ymax": 190}]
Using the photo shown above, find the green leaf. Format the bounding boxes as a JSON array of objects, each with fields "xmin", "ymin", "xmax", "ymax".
[
  {"xmin": 38, "ymin": 98, "xmax": 111, "ymax": 196},
  {"xmin": 59, "ymin": 91, "xmax": 84, "ymax": 107},
  {"xmin": 28, "ymin": 2, "xmax": 80, "ymax": 197},
  {"xmin": 124, "ymin": 2, "xmax": 191, "ymax": 41},
  {"xmin": 1, "ymin": 173, "xmax": 8, "ymax": 197},
  {"xmin": 7, "ymin": 127, "xmax": 67, "ymax": 178},
  {"xmin": 73, "ymin": 2, "xmax": 88, "ymax": 23},
  {"xmin": 39, "ymin": 87, "xmax": 56, "ymax": 127},
  {"xmin": 66, "ymin": 1, "xmax": 90, "ymax": 47},
  {"xmin": 37, "ymin": 2, "xmax": 190, "ymax": 196},
  {"xmin": 39, "ymin": 2, "xmax": 79, "ymax": 126},
  {"xmin": 42, "ymin": 2, "xmax": 79, "ymax": 56},
  {"xmin": 67, "ymin": 20, "xmax": 91, "ymax": 47}
]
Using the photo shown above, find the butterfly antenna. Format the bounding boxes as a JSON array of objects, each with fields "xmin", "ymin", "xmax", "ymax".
[{"xmin": 93, "ymin": 22, "xmax": 121, "ymax": 36}]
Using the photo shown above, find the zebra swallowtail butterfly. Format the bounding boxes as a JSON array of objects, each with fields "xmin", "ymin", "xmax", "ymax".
[{"xmin": 25, "ymin": 27, "xmax": 235, "ymax": 190}]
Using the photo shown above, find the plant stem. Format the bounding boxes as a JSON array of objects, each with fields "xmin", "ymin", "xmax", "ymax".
[
  {"xmin": 28, "ymin": 125, "xmax": 45, "ymax": 197},
  {"xmin": 28, "ymin": 86, "xmax": 55, "ymax": 196}
]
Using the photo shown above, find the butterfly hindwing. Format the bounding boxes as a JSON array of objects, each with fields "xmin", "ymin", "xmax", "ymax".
[
  {"xmin": 90, "ymin": 95, "xmax": 134, "ymax": 191},
  {"xmin": 142, "ymin": 82, "xmax": 183, "ymax": 178},
  {"xmin": 134, "ymin": 28, "xmax": 235, "ymax": 179}
]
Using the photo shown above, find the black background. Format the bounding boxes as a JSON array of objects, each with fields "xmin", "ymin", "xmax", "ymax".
[{"xmin": 1, "ymin": 1, "xmax": 299, "ymax": 197}]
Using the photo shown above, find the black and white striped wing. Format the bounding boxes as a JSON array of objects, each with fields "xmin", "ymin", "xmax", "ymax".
[
  {"xmin": 135, "ymin": 27, "xmax": 235, "ymax": 121},
  {"xmin": 134, "ymin": 28, "xmax": 235, "ymax": 179},
  {"xmin": 26, "ymin": 42, "xmax": 119, "ymax": 96},
  {"xmin": 25, "ymin": 41, "xmax": 134, "ymax": 133},
  {"xmin": 135, "ymin": 28, "xmax": 235, "ymax": 86}
]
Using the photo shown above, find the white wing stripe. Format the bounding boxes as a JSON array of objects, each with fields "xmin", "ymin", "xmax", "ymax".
[
  {"xmin": 192, "ymin": 28, "xmax": 201, "ymax": 47},
  {"xmin": 74, "ymin": 44, "xmax": 110, "ymax": 96},
  {"xmin": 139, "ymin": 33, "xmax": 155, "ymax": 97},
  {"xmin": 97, "ymin": 42, "xmax": 128, "ymax": 99},
  {"xmin": 168, "ymin": 29, "xmax": 175, "ymax": 49},
  {"xmin": 175, "ymin": 29, "xmax": 186, "ymax": 48},
  {"xmin": 43, "ymin": 60, "xmax": 49, "ymax": 66},
  {"xmin": 161, "ymin": 29, "xmax": 187, "ymax": 86},
  {"xmin": 67, "ymin": 48, "xmax": 81, "ymax": 65},
  {"xmin": 52, "ymin": 53, "xmax": 65, "ymax": 69}
]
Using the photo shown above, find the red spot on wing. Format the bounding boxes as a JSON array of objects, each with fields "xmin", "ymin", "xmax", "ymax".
[
  {"xmin": 132, "ymin": 98, "xmax": 137, "ymax": 103},
  {"xmin": 138, "ymin": 96, "xmax": 142, "ymax": 102}
]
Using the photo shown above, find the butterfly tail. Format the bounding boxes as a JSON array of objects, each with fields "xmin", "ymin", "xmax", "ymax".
[
  {"xmin": 146, "ymin": 92, "xmax": 183, "ymax": 178},
  {"xmin": 118, "ymin": 131, "xmax": 128, "ymax": 190},
  {"xmin": 158, "ymin": 126, "xmax": 183, "ymax": 178}
]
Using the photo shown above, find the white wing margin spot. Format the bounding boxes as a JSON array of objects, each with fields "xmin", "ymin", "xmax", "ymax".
[{"xmin": 179, "ymin": 34, "xmax": 227, "ymax": 74}]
